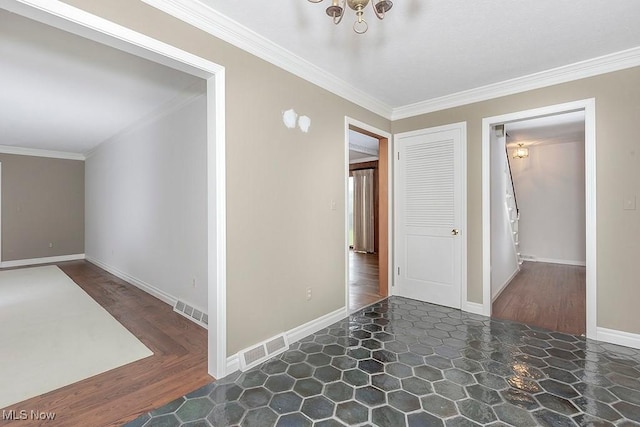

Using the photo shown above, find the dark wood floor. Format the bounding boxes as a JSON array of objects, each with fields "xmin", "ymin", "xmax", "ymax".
[
  {"xmin": 492, "ymin": 261, "xmax": 586, "ymax": 335},
  {"xmin": 0, "ymin": 260, "xmax": 212, "ymax": 427},
  {"xmin": 349, "ymin": 251, "xmax": 383, "ymax": 312}
]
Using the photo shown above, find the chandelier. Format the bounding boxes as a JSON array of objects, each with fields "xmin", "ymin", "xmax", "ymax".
[
  {"xmin": 308, "ymin": 0, "xmax": 393, "ymax": 34},
  {"xmin": 513, "ymin": 143, "xmax": 529, "ymax": 159}
]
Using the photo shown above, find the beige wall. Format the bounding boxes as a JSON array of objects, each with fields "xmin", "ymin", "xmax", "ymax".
[
  {"xmin": 59, "ymin": 0, "xmax": 390, "ymax": 355},
  {"xmin": 0, "ymin": 154, "xmax": 84, "ymax": 261},
  {"xmin": 393, "ymin": 67, "xmax": 640, "ymax": 334},
  {"xmin": 512, "ymin": 138, "xmax": 586, "ymax": 264}
]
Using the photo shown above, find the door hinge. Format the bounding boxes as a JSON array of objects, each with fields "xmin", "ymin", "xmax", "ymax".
[
  {"xmin": 397, "ymin": 267, "xmax": 400, "ymax": 275},
  {"xmin": 397, "ymin": 152, "xmax": 400, "ymax": 160}
]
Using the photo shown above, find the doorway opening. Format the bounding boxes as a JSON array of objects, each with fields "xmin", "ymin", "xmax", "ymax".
[
  {"xmin": 490, "ymin": 112, "xmax": 587, "ymax": 335},
  {"xmin": 345, "ymin": 118, "xmax": 391, "ymax": 313},
  {"xmin": 5, "ymin": 0, "xmax": 228, "ymax": 380},
  {"xmin": 482, "ymin": 99, "xmax": 597, "ymax": 339}
]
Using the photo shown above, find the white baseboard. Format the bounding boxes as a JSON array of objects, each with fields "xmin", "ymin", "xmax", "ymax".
[
  {"xmin": 287, "ymin": 307, "xmax": 348, "ymax": 344},
  {"xmin": 226, "ymin": 354, "xmax": 240, "ymax": 375},
  {"xmin": 492, "ymin": 267, "xmax": 520, "ymax": 303},
  {"xmin": 225, "ymin": 306, "xmax": 348, "ymax": 375},
  {"xmin": 521, "ymin": 255, "xmax": 586, "ymax": 267},
  {"xmin": 85, "ymin": 256, "xmax": 177, "ymax": 307},
  {"xmin": 0, "ymin": 253, "xmax": 85, "ymax": 268},
  {"xmin": 463, "ymin": 301, "xmax": 485, "ymax": 316},
  {"xmin": 597, "ymin": 327, "xmax": 640, "ymax": 350}
]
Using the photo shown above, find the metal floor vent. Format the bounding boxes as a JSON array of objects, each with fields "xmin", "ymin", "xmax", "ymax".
[
  {"xmin": 239, "ymin": 333, "xmax": 289, "ymax": 371},
  {"xmin": 174, "ymin": 300, "xmax": 208, "ymax": 328}
]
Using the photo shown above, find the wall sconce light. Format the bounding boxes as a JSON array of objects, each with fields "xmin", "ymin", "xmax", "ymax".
[{"xmin": 513, "ymin": 143, "xmax": 529, "ymax": 159}]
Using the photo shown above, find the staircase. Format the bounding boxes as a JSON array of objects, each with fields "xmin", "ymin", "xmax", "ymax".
[{"xmin": 504, "ymin": 149, "xmax": 523, "ymax": 266}]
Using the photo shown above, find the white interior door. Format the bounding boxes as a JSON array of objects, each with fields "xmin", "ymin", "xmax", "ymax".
[{"xmin": 394, "ymin": 123, "xmax": 466, "ymax": 309}]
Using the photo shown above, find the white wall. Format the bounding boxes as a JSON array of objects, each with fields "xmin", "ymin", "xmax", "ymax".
[
  {"xmin": 491, "ymin": 131, "xmax": 520, "ymax": 300},
  {"xmin": 85, "ymin": 94, "xmax": 208, "ymax": 312},
  {"xmin": 511, "ymin": 139, "xmax": 586, "ymax": 265}
]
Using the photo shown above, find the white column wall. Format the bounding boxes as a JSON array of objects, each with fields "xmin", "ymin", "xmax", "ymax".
[{"xmin": 85, "ymin": 94, "xmax": 208, "ymax": 312}]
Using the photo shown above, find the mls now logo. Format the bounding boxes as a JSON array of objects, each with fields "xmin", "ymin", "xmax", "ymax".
[{"xmin": 2, "ymin": 410, "xmax": 56, "ymax": 421}]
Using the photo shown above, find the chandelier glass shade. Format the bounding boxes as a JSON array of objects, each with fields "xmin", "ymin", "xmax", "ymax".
[
  {"xmin": 307, "ymin": 0, "xmax": 393, "ymax": 34},
  {"xmin": 513, "ymin": 143, "xmax": 529, "ymax": 159}
]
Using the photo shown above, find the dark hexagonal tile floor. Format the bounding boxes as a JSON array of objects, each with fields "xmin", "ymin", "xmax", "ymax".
[{"xmin": 126, "ymin": 297, "xmax": 640, "ymax": 426}]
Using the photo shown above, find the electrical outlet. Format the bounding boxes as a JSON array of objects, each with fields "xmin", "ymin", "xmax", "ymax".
[
  {"xmin": 306, "ymin": 287, "xmax": 312, "ymax": 301},
  {"xmin": 192, "ymin": 278, "xmax": 197, "ymax": 288},
  {"xmin": 48, "ymin": 242, "xmax": 53, "ymax": 248},
  {"xmin": 624, "ymin": 196, "xmax": 636, "ymax": 211}
]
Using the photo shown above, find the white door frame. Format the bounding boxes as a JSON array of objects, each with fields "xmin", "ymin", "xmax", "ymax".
[
  {"xmin": 2, "ymin": 0, "xmax": 228, "ymax": 378},
  {"xmin": 0, "ymin": 162, "xmax": 2, "ymax": 264},
  {"xmin": 344, "ymin": 117, "xmax": 392, "ymax": 313},
  {"xmin": 393, "ymin": 122, "xmax": 468, "ymax": 310},
  {"xmin": 481, "ymin": 99, "xmax": 596, "ymax": 339}
]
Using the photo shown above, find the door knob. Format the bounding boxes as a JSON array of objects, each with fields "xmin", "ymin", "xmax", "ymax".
[{"xmin": 451, "ymin": 229, "xmax": 460, "ymax": 236}]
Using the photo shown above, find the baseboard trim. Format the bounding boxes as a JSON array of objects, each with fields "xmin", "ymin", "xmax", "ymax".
[
  {"xmin": 0, "ymin": 253, "xmax": 85, "ymax": 268},
  {"xmin": 521, "ymin": 256, "xmax": 586, "ymax": 267},
  {"xmin": 287, "ymin": 307, "xmax": 348, "ymax": 344},
  {"xmin": 597, "ymin": 327, "xmax": 640, "ymax": 350},
  {"xmin": 225, "ymin": 306, "xmax": 348, "ymax": 375},
  {"xmin": 463, "ymin": 301, "xmax": 485, "ymax": 316},
  {"xmin": 492, "ymin": 267, "xmax": 520, "ymax": 303},
  {"xmin": 86, "ymin": 256, "xmax": 177, "ymax": 307},
  {"xmin": 226, "ymin": 354, "xmax": 240, "ymax": 375}
]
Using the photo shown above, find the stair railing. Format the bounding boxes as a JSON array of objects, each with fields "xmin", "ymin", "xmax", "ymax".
[
  {"xmin": 505, "ymin": 147, "xmax": 519, "ymax": 216},
  {"xmin": 504, "ymin": 148, "xmax": 522, "ymax": 266}
]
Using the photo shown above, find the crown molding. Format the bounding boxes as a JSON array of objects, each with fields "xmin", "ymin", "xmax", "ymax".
[
  {"xmin": 392, "ymin": 46, "xmax": 640, "ymax": 120},
  {"xmin": 349, "ymin": 142, "xmax": 378, "ymax": 157},
  {"xmin": 143, "ymin": 1, "xmax": 640, "ymax": 122},
  {"xmin": 141, "ymin": 0, "xmax": 393, "ymax": 119},
  {"xmin": 349, "ymin": 156, "xmax": 378, "ymax": 164},
  {"xmin": 0, "ymin": 145, "xmax": 85, "ymax": 161}
]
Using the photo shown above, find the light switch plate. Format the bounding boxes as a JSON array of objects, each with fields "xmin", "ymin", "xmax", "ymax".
[{"xmin": 624, "ymin": 196, "xmax": 636, "ymax": 210}]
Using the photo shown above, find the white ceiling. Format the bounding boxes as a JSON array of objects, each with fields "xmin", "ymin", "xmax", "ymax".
[
  {"xmin": 505, "ymin": 111, "xmax": 585, "ymax": 147},
  {"xmin": 197, "ymin": 0, "xmax": 640, "ymax": 109},
  {"xmin": 0, "ymin": 9, "xmax": 203, "ymax": 155}
]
